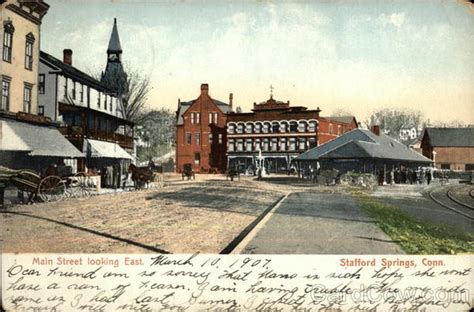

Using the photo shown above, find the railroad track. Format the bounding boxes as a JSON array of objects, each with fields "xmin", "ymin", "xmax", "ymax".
[
  {"xmin": 429, "ymin": 186, "xmax": 474, "ymax": 221},
  {"xmin": 447, "ymin": 187, "xmax": 474, "ymax": 210}
]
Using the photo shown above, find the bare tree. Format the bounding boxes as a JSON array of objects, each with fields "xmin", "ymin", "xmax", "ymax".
[
  {"xmin": 120, "ymin": 70, "xmax": 151, "ymax": 124},
  {"xmin": 430, "ymin": 119, "xmax": 467, "ymax": 128},
  {"xmin": 94, "ymin": 65, "xmax": 151, "ymax": 124},
  {"xmin": 330, "ymin": 108, "xmax": 353, "ymax": 117},
  {"xmin": 367, "ymin": 108, "xmax": 426, "ymax": 142}
]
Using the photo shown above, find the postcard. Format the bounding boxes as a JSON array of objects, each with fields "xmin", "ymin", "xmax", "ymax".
[{"xmin": 1, "ymin": 0, "xmax": 473, "ymax": 311}]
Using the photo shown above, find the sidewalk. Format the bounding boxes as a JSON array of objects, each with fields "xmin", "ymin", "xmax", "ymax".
[{"xmin": 240, "ymin": 192, "xmax": 404, "ymax": 254}]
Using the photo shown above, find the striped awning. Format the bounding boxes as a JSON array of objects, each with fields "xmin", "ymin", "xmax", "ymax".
[{"xmin": 0, "ymin": 119, "xmax": 83, "ymax": 158}]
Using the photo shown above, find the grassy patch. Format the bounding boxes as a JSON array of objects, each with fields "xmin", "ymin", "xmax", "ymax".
[{"xmin": 353, "ymin": 192, "xmax": 474, "ymax": 254}]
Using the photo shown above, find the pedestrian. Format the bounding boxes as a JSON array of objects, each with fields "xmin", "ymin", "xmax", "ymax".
[
  {"xmin": 412, "ymin": 170, "xmax": 418, "ymax": 184},
  {"xmin": 390, "ymin": 170, "xmax": 395, "ymax": 185},
  {"xmin": 426, "ymin": 169, "xmax": 432, "ymax": 185}
]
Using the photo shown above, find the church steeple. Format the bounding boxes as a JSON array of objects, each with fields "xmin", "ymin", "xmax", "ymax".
[
  {"xmin": 108, "ymin": 18, "xmax": 122, "ymax": 54},
  {"xmin": 101, "ymin": 18, "xmax": 128, "ymax": 95}
]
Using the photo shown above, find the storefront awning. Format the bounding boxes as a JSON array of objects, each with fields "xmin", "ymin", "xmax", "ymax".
[
  {"xmin": 0, "ymin": 119, "xmax": 83, "ymax": 158},
  {"xmin": 85, "ymin": 139, "xmax": 133, "ymax": 159}
]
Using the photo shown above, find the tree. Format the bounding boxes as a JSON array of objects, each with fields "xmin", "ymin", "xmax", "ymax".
[
  {"xmin": 135, "ymin": 108, "xmax": 176, "ymax": 162},
  {"xmin": 366, "ymin": 108, "xmax": 426, "ymax": 142},
  {"xmin": 330, "ymin": 108, "xmax": 353, "ymax": 117},
  {"xmin": 95, "ymin": 65, "xmax": 151, "ymax": 124},
  {"xmin": 430, "ymin": 119, "xmax": 467, "ymax": 128}
]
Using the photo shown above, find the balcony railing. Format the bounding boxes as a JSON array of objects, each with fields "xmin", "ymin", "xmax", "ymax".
[{"xmin": 59, "ymin": 126, "xmax": 134, "ymax": 149}]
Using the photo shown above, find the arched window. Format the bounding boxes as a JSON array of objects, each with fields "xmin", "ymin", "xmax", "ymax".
[
  {"xmin": 3, "ymin": 22, "xmax": 14, "ymax": 63},
  {"xmin": 272, "ymin": 121, "xmax": 280, "ymax": 133},
  {"xmin": 25, "ymin": 32, "xmax": 35, "ymax": 70}
]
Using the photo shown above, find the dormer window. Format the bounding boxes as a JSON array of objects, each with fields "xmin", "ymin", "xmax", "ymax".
[
  {"xmin": 25, "ymin": 32, "xmax": 35, "ymax": 70},
  {"xmin": 3, "ymin": 22, "xmax": 14, "ymax": 63}
]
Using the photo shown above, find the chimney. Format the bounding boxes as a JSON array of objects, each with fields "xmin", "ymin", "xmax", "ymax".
[
  {"xmin": 178, "ymin": 98, "xmax": 181, "ymax": 109},
  {"xmin": 201, "ymin": 83, "xmax": 209, "ymax": 95},
  {"xmin": 371, "ymin": 125, "xmax": 380, "ymax": 136},
  {"xmin": 229, "ymin": 93, "xmax": 233, "ymax": 110},
  {"xmin": 63, "ymin": 49, "xmax": 73, "ymax": 65}
]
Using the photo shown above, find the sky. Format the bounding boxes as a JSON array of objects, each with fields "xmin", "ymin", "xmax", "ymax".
[{"xmin": 41, "ymin": 0, "xmax": 474, "ymax": 124}]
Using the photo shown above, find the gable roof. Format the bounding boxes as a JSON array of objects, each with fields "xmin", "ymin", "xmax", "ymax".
[
  {"xmin": 322, "ymin": 116, "xmax": 356, "ymax": 125},
  {"xmin": 176, "ymin": 99, "xmax": 232, "ymax": 126},
  {"xmin": 40, "ymin": 51, "xmax": 111, "ymax": 92},
  {"xmin": 296, "ymin": 128, "xmax": 432, "ymax": 163},
  {"xmin": 424, "ymin": 128, "xmax": 474, "ymax": 147}
]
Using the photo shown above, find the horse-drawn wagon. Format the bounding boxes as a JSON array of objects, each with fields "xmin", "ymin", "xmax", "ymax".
[
  {"xmin": 181, "ymin": 163, "xmax": 195, "ymax": 181},
  {"xmin": 0, "ymin": 166, "xmax": 95, "ymax": 205}
]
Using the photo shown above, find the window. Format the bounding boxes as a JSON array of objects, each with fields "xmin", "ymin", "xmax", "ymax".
[
  {"xmin": 440, "ymin": 164, "xmax": 450, "ymax": 170},
  {"xmin": 194, "ymin": 153, "xmax": 200, "ymax": 165},
  {"xmin": 262, "ymin": 123, "xmax": 269, "ymax": 133},
  {"xmin": 209, "ymin": 133, "xmax": 213, "ymax": 144},
  {"xmin": 271, "ymin": 139, "xmax": 278, "ymax": 151},
  {"xmin": 1, "ymin": 79, "xmax": 10, "ymax": 111},
  {"xmin": 218, "ymin": 134, "xmax": 223, "ymax": 144},
  {"xmin": 228, "ymin": 140, "xmax": 234, "ymax": 152},
  {"xmin": 308, "ymin": 121, "xmax": 317, "ymax": 132},
  {"xmin": 3, "ymin": 22, "xmax": 14, "ymax": 63},
  {"xmin": 104, "ymin": 95, "xmax": 107, "ymax": 110},
  {"xmin": 254, "ymin": 123, "xmax": 261, "ymax": 133},
  {"xmin": 209, "ymin": 112, "xmax": 218, "ymax": 124},
  {"xmin": 25, "ymin": 33, "xmax": 35, "ymax": 70},
  {"xmin": 329, "ymin": 124, "xmax": 333, "ymax": 135},
  {"xmin": 263, "ymin": 139, "xmax": 269, "ymax": 151},
  {"xmin": 97, "ymin": 92, "xmax": 101, "ymax": 108},
  {"xmin": 196, "ymin": 133, "xmax": 201, "ymax": 145},
  {"xmin": 280, "ymin": 139, "xmax": 286, "ymax": 151},
  {"xmin": 38, "ymin": 106, "xmax": 44, "ymax": 116},
  {"xmin": 338, "ymin": 125, "xmax": 342, "ymax": 135},
  {"xmin": 236, "ymin": 140, "xmax": 243, "ymax": 152},
  {"xmin": 309, "ymin": 137, "xmax": 317, "ymax": 148},
  {"xmin": 237, "ymin": 123, "xmax": 244, "ymax": 133},
  {"xmin": 72, "ymin": 82, "xmax": 76, "ymax": 100},
  {"xmin": 272, "ymin": 122, "xmax": 280, "ymax": 133},
  {"xmin": 289, "ymin": 122, "xmax": 298, "ymax": 132},
  {"xmin": 246, "ymin": 140, "xmax": 253, "ymax": 151},
  {"xmin": 80, "ymin": 84, "xmax": 84, "ymax": 102},
  {"xmin": 186, "ymin": 133, "xmax": 192, "ymax": 145},
  {"xmin": 227, "ymin": 124, "xmax": 235, "ymax": 134},
  {"xmin": 289, "ymin": 138, "xmax": 296, "ymax": 151},
  {"xmin": 298, "ymin": 122, "xmax": 306, "ymax": 133},
  {"xmin": 196, "ymin": 112, "xmax": 200, "ymax": 124},
  {"xmin": 191, "ymin": 112, "xmax": 195, "ymax": 124},
  {"xmin": 38, "ymin": 74, "xmax": 45, "ymax": 94},
  {"xmin": 64, "ymin": 78, "xmax": 68, "ymax": 99},
  {"xmin": 299, "ymin": 138, "xmax": 306, "ymax": 151},
  {"xmin": 23, "ymin": 84, "xmax": 32, "ymax": 113},
  {"xmin": 110, "ymin": 98, "xmax": 113, "ymax": 112},
  {"xmin": 255, "ymin": 139, "xmax": 261, "ymax": 151},
  {"xmin": 245, "ymin": 124, "xmax": 252, "ymax": 133}
]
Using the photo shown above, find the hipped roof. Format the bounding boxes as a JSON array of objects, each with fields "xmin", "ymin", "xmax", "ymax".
[{"xmin": 296, "ymin": 128, "xmax": 432, "ymax": 163}]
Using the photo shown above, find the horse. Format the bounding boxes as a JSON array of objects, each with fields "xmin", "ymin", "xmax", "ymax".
[{"xmin": 128, "ymin": 164, "xmax": 154, "ymax": 189}]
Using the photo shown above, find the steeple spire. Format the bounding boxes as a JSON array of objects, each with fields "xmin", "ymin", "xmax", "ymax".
[{"xmin": 107, "ymin": 18, "xmax": 122, "ymax": 54}]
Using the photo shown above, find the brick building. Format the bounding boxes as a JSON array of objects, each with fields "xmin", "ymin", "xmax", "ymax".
[
  {"xmin": 226, "ymin": 95, "xmax": 357, "ymax": 174},
  {"xmin": 175, "ymin": 84, "xmax": 232, "ymax": 173},
  {"xmin": 421, "ymin": 128, "xmax": 474, "ymax": 171}
]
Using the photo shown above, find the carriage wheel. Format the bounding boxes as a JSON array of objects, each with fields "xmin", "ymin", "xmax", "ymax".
[
  {"xmin": 38, "ymin": 176, "xmax": 66, "ymax": 202},
  {"xmin": 69, "ymin": 172, "xmax": 92, "ymax": 198}
]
